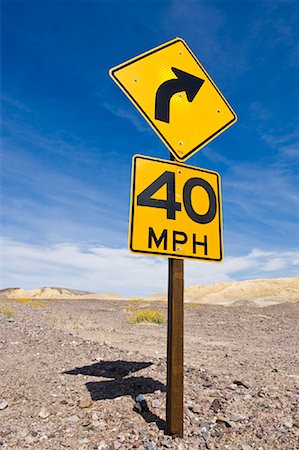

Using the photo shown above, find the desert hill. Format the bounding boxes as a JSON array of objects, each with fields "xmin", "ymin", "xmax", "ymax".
[
  {"xmin": 1, "ymin": 276, "xmax": 298, "ymax": 306},
  {"xmin": 185, "ymin": 276, "xmax": 299, "ymax": 306},
  {"xmin": 142, "ymin": 276, "xmax": 299, "ymax": 306},
  {"xmin": 0, "ymin": 286, "xmax": 128, "ymax": 301}
]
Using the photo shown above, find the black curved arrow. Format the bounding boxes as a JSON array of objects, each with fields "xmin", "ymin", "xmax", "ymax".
[{"xmin": 155, "ymin": 67, "xmax": 204, "ymax": 123}]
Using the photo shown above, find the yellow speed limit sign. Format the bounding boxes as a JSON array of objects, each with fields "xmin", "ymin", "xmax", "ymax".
[{"xmin": 129, "ymin": 155, "xmax": 223, "ymax": 261}]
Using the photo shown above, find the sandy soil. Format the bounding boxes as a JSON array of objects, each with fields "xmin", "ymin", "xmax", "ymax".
[{"xmin": 0, "ymin": 291, "xmax": 299, "ymax": 449}]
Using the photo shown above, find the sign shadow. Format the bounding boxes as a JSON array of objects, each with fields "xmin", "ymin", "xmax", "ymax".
[{"xmin": 64, "ymin": 360, "xmax": 166, "ymax": 430}]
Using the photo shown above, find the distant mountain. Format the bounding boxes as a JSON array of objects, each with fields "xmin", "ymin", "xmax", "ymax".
[
  {"xmin": 1, "ymin": 276, "xmax": 298, "ymax": 306},
  {"xmin": 0, "ymin": 287, "xmax": 127, "ymax": 300}
]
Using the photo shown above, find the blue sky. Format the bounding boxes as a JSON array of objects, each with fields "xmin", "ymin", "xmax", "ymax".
[{"xmin": 1, "ymin": 0, "xmax": 299, "ymax": 295}]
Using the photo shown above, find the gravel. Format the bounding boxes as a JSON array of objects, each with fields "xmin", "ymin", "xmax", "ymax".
[{"xmin": 0, "ymin": 297, "xmax": 298, "ymax": 449}]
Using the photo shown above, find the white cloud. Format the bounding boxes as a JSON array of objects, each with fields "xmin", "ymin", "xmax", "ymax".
[
  {"xmin": 223, "ymin": 160, "xmax": 299, "ymax": 222},
  {"xmin": 102, "ymin": 101, "xmax": 149, "ymax": 133},
  {"xmin": 1, "ymin": 118, "xmax": 130, "ymax": 247},
  {"xmin": 262, "ymin": 129, "xmax": 299, "ymax": 147},
  {"xmin": 250, "ymin": 102, "xmax": 273, "ymax": 122},
  {"xmin": 279, "ymin": 142, "xmax": 299, "ymax": 159},
  {"xmin": 1, "ymin": 236, "xmax": 298, "ymax": 296},
  {"xmin": 261, "ymin": 258, "xmax": 287, "ymax": 272}
]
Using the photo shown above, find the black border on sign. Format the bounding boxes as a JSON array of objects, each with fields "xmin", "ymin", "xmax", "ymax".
[
  {"xmin": 129, "ymin": 155, "xmax": 223, "ymax": 261},
  {"xmin": 110, "ymin": 38, "xmax": 237, "ymax": 162}
]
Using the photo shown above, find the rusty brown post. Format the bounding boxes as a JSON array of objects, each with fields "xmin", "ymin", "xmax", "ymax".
[
  {"xmin": 163, "ymin": 152, "xmax": 184, "ymax": 437},
  {"xmin": 166, "ymin": 256, "xmax": 184, "ymax": 436}
]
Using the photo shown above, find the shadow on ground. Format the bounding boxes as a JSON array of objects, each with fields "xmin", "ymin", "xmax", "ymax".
[
  {"xmin": 65, "ymin": 360, "xmax": 153, "ymax": 379},
  {"xmin": 64, "ymin": 360, "xmax": 166, "ymax": 430}
]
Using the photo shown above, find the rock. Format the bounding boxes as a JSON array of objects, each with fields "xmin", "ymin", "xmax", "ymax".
[
  {"xmin": 113, "ymin": 441, "xmax": 122, "ymax": 450},
  {"xmin": 134, "ymin": 395, "xmax": 149, "ymax": 413},
  {"xmin": 0, "ymin": 400, "xmax": 8, "ymax": 410},
  {"xmin": 241, "ymin": 445, "xmax": 252, "ymax": 450},
  {"xmin": 25, "ymin": 435, "xmax": 35, "ymax": 444},
  {"xmin": 38, "ymin": 407, "xmax": 50, "ymax": 419},
  {"xmin": 210, "ymin": 398, "xmax": 221, "ymax": 413},
  {"xmin": 229, "ymin": 413, "xmax": 248, "ymax": 422},
  {"xmin": 257, "ymin": 387, "xmax": 268, "ymax": 397},
  {"xmin": 82, "ymin": 421, "xmax": 93, "ymax": 430},
  {"xmin": 279, "ymin": 434, "xmax": 290, "ymax": 443},
  {"xmin": 117, "ymin": 434, "xmax": 125, "ymax": 443},
  {"xmin": 283, "ymin": 419, "xmax": 293, "ymax": 428},
  {"xmin": 200, "ymin": 422, "xmax": 210, "ymax": 431},
  {"xmin": 133, "ymin": 402, "xmax": 142, "ymax": 413},
  {"xmin": 98, "ymin": 441, "xmax": 107, "ymax": 450},
  {"xmin": 233, "ymin": 380, "xmax": 249, "ymax": 389},
  {"xmin": 202, "ymin": 430, "xmax": 210, "ymax": 440},
  {"xmin": 146, "ymin": 441, "xmax": 156, "ymax": 450},
  {"xmin": 78, "ymin": 397, "xmax": 93, "ymax": 408},
  {"xmin": 93, "ymin": 420, "xmax": 106, "ymax": 430},
  {"xmin": 191, "ymin": 416, "xmax": 200, "ymax": 426},
  {"xmin": 151, "ymin": 399, "xmax": 161, "ymax": 408},
  {"xmin": 191, "ymin": 404, "xmax": 201, "ymax": 414},
  {"xmin": 211, "ymin": 427, "xmax": 223, "ymax": 438},
  {"xmin": 216, "ymin": 415, "xmax": 234, "ymax": 428},
  {"xmin": 67, "ymin": 414, "xmax": 80, "ymax": 423}
]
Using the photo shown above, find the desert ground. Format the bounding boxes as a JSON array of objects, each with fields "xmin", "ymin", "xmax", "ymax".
[{"xmin": 0, "ymin": 277, "xmax": 298, "ymax": 449}]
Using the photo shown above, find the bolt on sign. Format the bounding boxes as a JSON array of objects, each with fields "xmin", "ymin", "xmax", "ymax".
[
  {"xmin": 129, "ymin": 155, "xmax": 223, "ymax": 261},
  {"xmin": 110, "ymin": 37, "xmax": 237, "ymax": 162}
]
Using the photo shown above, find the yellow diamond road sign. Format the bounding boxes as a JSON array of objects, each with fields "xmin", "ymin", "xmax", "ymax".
[
  {"xmin": 110, "ymin": 38, "xmax": 237, "ymax": 162},
  {"xmin": 129, "ymin": 155, "xmax": 223, "ymax": 261}
]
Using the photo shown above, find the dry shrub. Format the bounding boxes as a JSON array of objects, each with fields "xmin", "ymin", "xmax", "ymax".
[
  {"xmin": 129, "ymin": 309, "xmax": 165, "ymax": 324},
  {"xmin": 0, "ymin": 305, "xmax": 16, "ymax": 318},
  {"xmin": 128, "ymin": 298, "xmax": 146, "ymax": 304},
  {"xmin": 15, "ymin": 298, "xmax": 45, "ymax": 308},
  {"xmin": 185, "ymin": 302, "xmax": 203, "ymax": 308}
]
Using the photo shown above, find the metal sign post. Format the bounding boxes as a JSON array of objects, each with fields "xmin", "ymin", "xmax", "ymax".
[{"xmin": 166, "ymin": 257, "xmax": 184, "ymax": 437}]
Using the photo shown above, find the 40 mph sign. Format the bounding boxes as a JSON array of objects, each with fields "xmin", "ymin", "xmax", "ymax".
[
  {"xmin": 110, "ymin": 38, "xmax": 237, "ymax": 162},
  {"xmin": 129, "ymin": 155, "xmax": 223, "ymax": 261}
]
